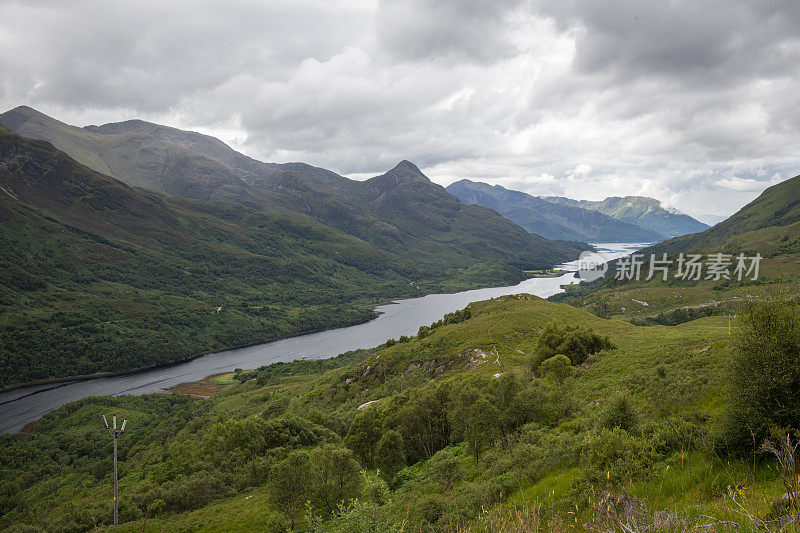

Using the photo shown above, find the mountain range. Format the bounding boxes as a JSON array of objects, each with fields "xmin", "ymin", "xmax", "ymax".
[
  {"xmin": 543, "ymin": 195, "xmax": 709, "ymax": 239},
  {"xmin": 446, "ymin": 179, "xmax": 664, "ymax": 242},
  {"xmin": 0, "ymin": 107, "xmax": 587, "ymax": 386},
  {"xmin": 0, "ymin": 106, "xmax": 580, "ymax": 269}
]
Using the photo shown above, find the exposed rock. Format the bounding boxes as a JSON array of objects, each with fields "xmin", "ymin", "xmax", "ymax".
[
  {"xmin": 357, "ymin": 399, "xmax": 382, "ymax": 410},
  {"xmin": 405, "ymin": 363, "xmax": 420, "ymax": 373}
]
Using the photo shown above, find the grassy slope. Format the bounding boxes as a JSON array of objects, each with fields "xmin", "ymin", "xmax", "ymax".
[
  {"xmin": 552, "ymin": 175, "xmax": 800, "ymax": 324},
  {"xmin": 0, "ymin": 294, "xmax": 787, "ymax": 531}
]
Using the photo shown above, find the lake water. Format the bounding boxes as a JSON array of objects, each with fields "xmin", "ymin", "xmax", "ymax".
[{"xmin": 0, "ymin": 243, "xmax": 642, "ymax": 434}]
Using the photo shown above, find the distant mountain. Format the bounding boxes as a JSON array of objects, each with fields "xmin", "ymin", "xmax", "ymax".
[
  {"xmin": 695, "ymin": 213, "xmax": 727, "ymax": 226},
  {"xmin": 446, "ymin": 179, "xmax": 662, "ymax": 243},
  {"xmin": 543, "ymin": 195, "xmax": 708, "ymax": 239},
  {"xmin": 0, "ymin": 106, "xmax": 581, "ymax": 272},
  {"xmin": 644, "ymin": 173, "xmax": 800, "ymax": 256}
]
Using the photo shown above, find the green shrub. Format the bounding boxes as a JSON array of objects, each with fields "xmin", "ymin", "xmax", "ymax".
[
  {"xmin": 532, "ymin": 322, "xmax": 614, "ymax": 369},
  {"xmin": 541, "ymin": 354, "xmax": 572, "ymax": 388},
  {"xmin": 581, "ymin": 428, "xmax": 661, "ymax": 488},
  {"xmin": 309, "ymin": 445, "xmax": 362, "ymax": 514},
  {"xmin": 414, "ymin": 493, "xmax": 446, "ymax": 525},
  {"xmin": 725, "ymin": 295, "xmax": 800, "ymax": 451},
  {"xmin": 429, "ymin": 449, "xmax": 463, "ymax": 489},
  {"xmin": 597, "ymin": 392, "xmax": 639, "ymax": 433},
  {"xmin": 375, "ymin": 430, "xmax": 406, "ymax": 483},
  {"xmin": 264, "ymin": 513, "xmax": 291, "ymax": 533}
]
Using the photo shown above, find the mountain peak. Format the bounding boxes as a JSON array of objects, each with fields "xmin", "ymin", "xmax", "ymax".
[
  {"xmin": 0, "ymin": 105, "xmax": 63, "ymax": 129},
  {"xmin": 388, "ymin": 160, "xmax": 428, "ymax": 180}
]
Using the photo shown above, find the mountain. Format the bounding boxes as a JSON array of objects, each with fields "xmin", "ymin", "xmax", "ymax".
[
  {"xmin": 550, "ymin": 174, "xmax": 800, "ymax": 325},
  {"xmin": 446, "ymin": 179, "xmax": 663, "ymax": 242},
  {"xmin": 0, "ymin": 106, "xmax": 581, "ymax": 271},
  {"xmin": 0, "ymin": 125, "xmax": 575, "ymax": 387},
  {"xmin": 643, "ymin": 173, "xmax": 800, "ymax": 256},
  {"xmin": 0, "ymin": 125, "xmax": 424, "ymax": 386},
  {"xmin": 543, "ymin": 195, "xmax": 708, "ymax": 239}
]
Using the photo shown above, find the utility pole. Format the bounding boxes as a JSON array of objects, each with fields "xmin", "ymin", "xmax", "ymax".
[
  {"xmin": 725, "ymin": 314, "xmax": 736, "ymax": 335},
  {"xmin": 102, "ymin": 414, "xmax": 127, "ymax": 526}
]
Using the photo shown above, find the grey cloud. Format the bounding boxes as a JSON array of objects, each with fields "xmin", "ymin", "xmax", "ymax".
[
  {"xmin": 375, "ymin": 0, "xmax": 526, "ymax": 63},
  {"xmin": 534, "ymin": 0, "xmax": 800, "ymax": 83},
  {"xmin": 0, "ymin": 0, "xmax": 798, "ymax": 219},
  {"xmin": 0, "ymin": 0, "xmax": 370, "ymax": 112}
]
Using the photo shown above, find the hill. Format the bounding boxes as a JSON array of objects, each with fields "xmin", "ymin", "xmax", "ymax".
[
  {"xmin": 0, "ymin": 106, "xmax": 583, "ymax": 271},
  {"xmin": 643, "ymin": 173, "xmax": 800, "ymax": 256},
  {"xmin": 550, "ymin": 174, "xmax": 800, "ymax": 325},
  {"xmin": 544, "ymin": 195, "xmax": 708, "ymax": 238},
  {"xmin": 0, "ymin": 126, "xmax": 583, "ymax": 387},
  {"xmin": 0, "ymin": 125, "xmax": 426, "ymax": 386},
  {"xmin": 1, "ymin": 292, "xmax": 790, "ymax": 531},
  {"xmin": 447, "ymin": 179, "xmax": 663, "ymax": 242}
]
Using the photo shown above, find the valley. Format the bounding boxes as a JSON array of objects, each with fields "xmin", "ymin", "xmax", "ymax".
[{"xmin": 1, "ymin": 114, "xmax": 798, "ymax": 533}]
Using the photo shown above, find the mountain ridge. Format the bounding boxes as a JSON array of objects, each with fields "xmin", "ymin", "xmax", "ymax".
[
  {"xmin": 0, "ymin": 105, "xmax": 582, "ymax": 271},
  {"xmin": 543, "ymin": 194, "xmax": 709, "ymax": 238},
  {"xmin": 447, "ymin": 179, "xmax": 663, "ymax": 242}
]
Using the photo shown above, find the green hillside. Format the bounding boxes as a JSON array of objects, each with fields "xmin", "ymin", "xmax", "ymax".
[
  {"xmin": 645, "ymin": 174, "xmax": 800, "ymax": 255},
  {"xmin": 447, "ymin": 179, "xmax": 663, "ymax": 242},
  {"xmin": 551, "ymin": 175, "xmax": 800, "ymax": 325},
  {"xmin": 544, "ymin": 195, "xmax": 708, "ymax": 239},
  {"xmin": 0, "ymin": 106, "xmax": 582, "ymax": 270},
  {"xmin": 0, "ymin": 126, "xmax": 574, "ymax": 387},
  {"xmin": 1, "ymin": 293, "xmax": 793, "ymax": 531}
]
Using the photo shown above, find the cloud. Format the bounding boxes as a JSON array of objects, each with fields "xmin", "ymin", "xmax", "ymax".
[
  {"xmin": 715, "ymin": 174, "xmax": 783, "ymax": 191},
  {"xmin": 0, "ymin": 0, "xmax": 798, "ymax": 219}
]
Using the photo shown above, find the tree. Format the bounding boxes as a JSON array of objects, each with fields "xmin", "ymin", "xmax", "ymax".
[
  {"xmin": 268, "ymin": 451, "xmax": 310, "ymax": 528},
  {"xmin": 345, "ymin": 408, "xmax": 383, "ymax": 468},
  {"xmin": 450, "ymin": 387, "xmax": 499, "ymax": 463},
  {"xmin": 309, "ymin": 445, "xmax": 362, "ymax": 514},
  {"xmin": 429, "ymin": 449, "xmax": 462, "ymax": 490},
  {"xmin": 375, "ymin": 430, "xmax": 406, "ymax": 482},
  {"xmin": 532, "ymin": 322, "xmax": 614, "ymax": 369},
  {"xmin": 541, "ymin": 354, "xmax": 572, "ymax": 392},
  {"xmin": 726, "ymin": 296, "xmax": 800, "ymax": 450},
  {"xmin": 395, "ymin": 383, "xmax": 451, "ymax": 463}
]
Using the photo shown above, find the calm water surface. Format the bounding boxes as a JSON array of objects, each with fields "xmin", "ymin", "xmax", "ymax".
[{"xmin": 0, "ymin": 243, "xmax": 641, "ymax": 433}]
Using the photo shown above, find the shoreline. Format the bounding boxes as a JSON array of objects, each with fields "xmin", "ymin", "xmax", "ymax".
[
  {"xmin": 1, "ymin": 271, "xmax": 577, "ymax": 394},
  {"xmin": 0, "ymin": 311, "xmax": 381, "ymax": 393}
]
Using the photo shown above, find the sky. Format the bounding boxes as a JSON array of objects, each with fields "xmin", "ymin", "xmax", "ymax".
[{"xmin": 1, "ymin": 0, "xmax": 799, "ymax": 223}]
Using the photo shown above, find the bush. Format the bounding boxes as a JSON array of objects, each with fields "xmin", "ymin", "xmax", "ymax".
[
  {"xmin": 264, "ymin": 512, "xmax": 292, "ymax": 533},
  {"xmin": 532, "ymin": 322, "xmax": 614, "ymax": 369},
  {"xmin": 725, "ymin": 296, "xmax": 800, "ymax": 451},
  {"xmin": 581, "ymin": 428, "xmax": 661, "ymax": 487},
  {"xmin": 375, "ymin": 430, "xmax": 406, "ymax": 483},
  {"xmin": 540, "ymin": 354, "xmax": 572, "ymax": 388},
  {"xmin": 429, "ymin": 449, "xmax": 463, "ymax": 489},
  {"xmin": 309, "ymin": 445, "xmax": 362, "ymax": 514},
  {"xmin": 414, "ymin": 493, "xmax": 446, "ymax": 525},
  {"xmin": 597, "ymin": 392, "xmax": 639, "ymax": 434}
]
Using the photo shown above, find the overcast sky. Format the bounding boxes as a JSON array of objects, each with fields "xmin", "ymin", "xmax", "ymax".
[{"xmin": 2, "ymin": 0, "xmax": 799, "ymax": 222}]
